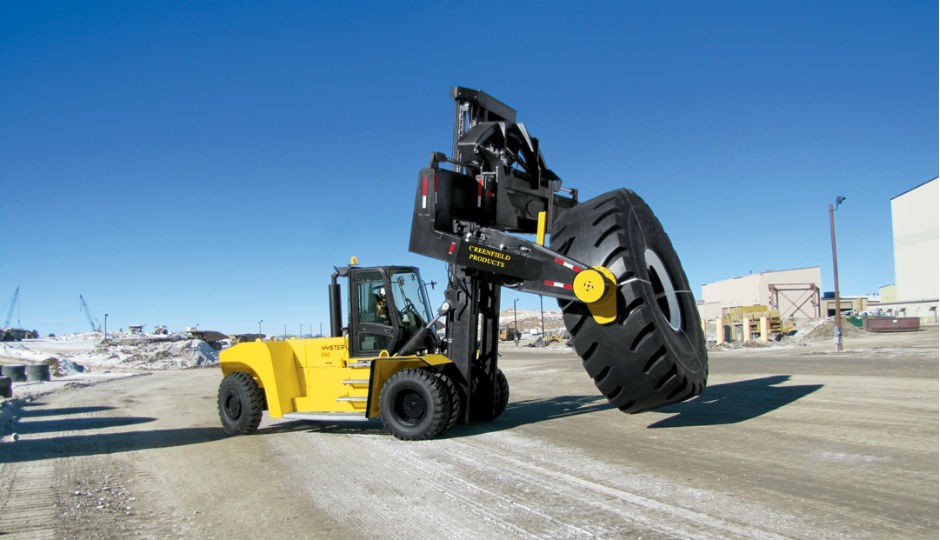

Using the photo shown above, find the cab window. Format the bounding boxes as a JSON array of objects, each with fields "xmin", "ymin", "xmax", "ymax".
[
  {"xmin": 389, "ymin": 270, "xmax": 433, "ymax": 334},
  {"xmin": 356, "ymin": 272, "xmax": 389, "ymax": 325}
]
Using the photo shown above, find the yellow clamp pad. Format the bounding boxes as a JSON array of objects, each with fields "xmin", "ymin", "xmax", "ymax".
[
  {"xmin": 573, "ymin": 266, "xmax": 617, "ymax": 325},
  {"xmin": 537, "ymin": 211, "xmax": 547, "ymax": 246}
]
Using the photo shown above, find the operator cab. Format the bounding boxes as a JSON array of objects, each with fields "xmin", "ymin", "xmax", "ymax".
[{"xmin": 330, "ymin": 265, "xmax": 437, "ymax": 358}]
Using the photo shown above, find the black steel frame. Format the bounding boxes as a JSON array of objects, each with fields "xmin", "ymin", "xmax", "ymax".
[{"xmin": 409, "ymin": 87, "xmax": 588, "ymax": 422}]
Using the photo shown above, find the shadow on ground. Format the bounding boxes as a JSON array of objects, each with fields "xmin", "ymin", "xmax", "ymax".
[
  {"xmin": 0, "ymin": 427, "xmax": 228, "ymax": 463},
  {"xmin": 14, "ymin": 416, "xmax": 156, "ymax": 435},
  {"xmin": 16, "ymin": 405, "xmax": 118, "ymax": 417},
  {"xmin": 648, "ymin": 375, "xmax": 823, "ymax": 428},
  {"xmin": 1, "ymin": 375, "xmax": 821, "ymax": 454},
  {"xmin": 258, "ymin": 394, "xmax": 614, "ymax": 439},
  {"xmin": 0, "ymin": 399, "xmax": 224, "ymax": 463},
  {"xmin": 258, "ymin": 419, "xmax": 387, "ymax": 436},
  {"xmin": 449, "ymin": 394, "xmax": 613, "ymax": 437}
]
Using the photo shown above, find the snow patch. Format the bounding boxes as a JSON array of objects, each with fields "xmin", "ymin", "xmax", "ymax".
[{"xmin": 1, "ymin": 334, "xmax": 219, "ymax": 372}]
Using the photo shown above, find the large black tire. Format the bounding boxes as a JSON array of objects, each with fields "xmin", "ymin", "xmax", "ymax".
[
  {"xmin": 1, "ymin": 365, "xmax": 26, "ymax": 383},
  {"xmin": 469, "ymin": 367, "xmax": 510, "ymax": 421},
  {"xmin": 217, "ymin": 372, "xmax": 264, "ymax": 435},
  {"xmin": 26, "ymin": 364, "xmax": 51, "ymax": 382},
  {"xmin": 380, "ymin": 368, "xmax": 451, "ymax": 440},
  {"xmin": 493, "ymin": 369, "xmax": 509, "ymax": 418},
  {"xmin": 431, "ymin": 371, "xmax": 461, "ymax": 431},
  {"xmin": 550, "ymin": 189, "xmax": 708, "ymax": 413}
]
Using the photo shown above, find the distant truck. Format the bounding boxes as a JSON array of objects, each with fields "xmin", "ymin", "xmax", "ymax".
[{"xmin": 499, "ymin": 327, "xmax": 521, "ymax": 341}]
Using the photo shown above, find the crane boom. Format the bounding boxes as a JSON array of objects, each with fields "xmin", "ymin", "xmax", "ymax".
[
  {"xmin": 3, "ymin": 287, "xmax": 19, "ymax": 328},
  {"xmin": 79, "ymin": 294, "xmax": 102, "ymax": 332}
]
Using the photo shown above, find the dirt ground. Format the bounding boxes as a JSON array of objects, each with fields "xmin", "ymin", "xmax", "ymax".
[{"xmin": 0, "ymin": 327, "xmax": 936, "ymax": 539}]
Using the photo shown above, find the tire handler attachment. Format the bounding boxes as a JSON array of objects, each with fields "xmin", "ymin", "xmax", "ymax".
[{"xmin": 408, "ymin": 87, "xmax": 708, "ymax": 417}]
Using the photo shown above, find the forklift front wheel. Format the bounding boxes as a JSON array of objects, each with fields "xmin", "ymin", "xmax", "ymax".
[
  {"xmin": 469, "ymin": 368, "xmax": 509, "ymax": 421},
  {"xmin": 380, "ymin": 368, "xmax": 450, "ymax": 440},
  {"xmin": 431, "ymin": 371, "xmax": 461, "ymax": 431},
  {"xmin": 218, "ymin": 372, "xmax": 264, "ymax": 435}
]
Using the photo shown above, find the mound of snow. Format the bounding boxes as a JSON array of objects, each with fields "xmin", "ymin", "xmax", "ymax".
[
  {"xmin": 0, "ymin": 342, "xmax": 49, "ymax": 363},
  {"xmin": 798, "ymin": 319, "xmax": 867, "ymax": 341},
  {"xmin": 498, "ymin": 309, "xmax": 565, "ymax": 333},
  {"xmin": 45, "ymin": 356, "xmax": 86, "ymax": 376},
  {"xmin": 76, "ymin": 339, "xmax": 219, "ymax": 369},
  {"xmin": 2, "ymin": 335, "xmax": 219, "ymax": 372}
]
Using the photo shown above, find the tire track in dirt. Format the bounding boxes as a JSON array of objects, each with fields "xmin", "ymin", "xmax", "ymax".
[
  {"xmin": 0, "ymin": 459, "xmax": 57, "ymax": 538},
  {"xmin": 356, "ymin": 431, "xmax": 806, "ymax": 539},
  {"xmin": 270, "ymin": 430, "xmax": 485, "ymax": 539},
  {"xmin": 0, "ymin": 385, "xmax": 172, "ymax": 538},
  {"xmin": 269, "ymin": 422, "xmax": 797, "ymax": 539},
  {"xmin": 362, "ymin": 437, "xmax": 596, "ymax": 538}
]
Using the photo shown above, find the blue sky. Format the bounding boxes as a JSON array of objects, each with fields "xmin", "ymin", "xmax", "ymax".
[{"xmin": 1, "ymin": 1, "xmax": 936, "ymax": 336}]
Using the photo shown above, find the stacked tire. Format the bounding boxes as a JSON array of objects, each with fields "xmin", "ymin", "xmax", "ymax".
[
  {"xmin": 550, "ymin": 189, "xmax": 708, "ymax": 413},
  {"xmin": 1, "ymin": 365, "xmax": 26, "ymax": 383},
  {"xmin": 26, "ymin": 364, "xmax": 51, "ymax": 382}
]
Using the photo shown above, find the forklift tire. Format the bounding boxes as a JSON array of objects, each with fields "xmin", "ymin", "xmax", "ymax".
[
  {"xmin": 380, "ymin": 368, "xmax": 450, "ymax": 440},
  {"xmin": 432, "ymin": 371, "xmax": 461, "ymax": 431},
  {"xmin": 494, "ymin": 368, "xmax": 509, "ymax": 418},
  {"xmin": 550, "ymin": 189, "xmax": 708, "ymax": 413},
  {"xmin": 469, "ymin": 368, "xmax": 509, "ymax": 421},
  {"xmin": 218, "ymin": 372, "xmax": 264, "ymax": 435}
]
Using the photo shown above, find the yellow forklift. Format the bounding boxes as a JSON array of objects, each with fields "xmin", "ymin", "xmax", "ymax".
[{"xmin": 217, "ymin": 88, "xmax": 708, "ymax": 440}]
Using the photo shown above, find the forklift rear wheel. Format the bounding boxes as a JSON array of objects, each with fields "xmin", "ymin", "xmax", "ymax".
[
  {"xmin": 380, "ymin": 368, "xmax": 450, "ymax": 440},
  {"xmin": 218, "ymin": 372, "xmax": 264, "ymax": 435},
  {"xmin": 550, "ymin": 189, "xmax": 708, "ymax": 413}
]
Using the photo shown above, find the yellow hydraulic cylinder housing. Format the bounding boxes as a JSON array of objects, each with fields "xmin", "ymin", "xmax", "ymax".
[{"xmin": 219, "ymin": 337, "xmax": 452, "ymax": 419}]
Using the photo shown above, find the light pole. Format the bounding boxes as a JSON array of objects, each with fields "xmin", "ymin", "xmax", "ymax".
[
  {"xmin": 104, "ymin": 313, "xmax": 109, "ymax": 340},
  {"xmin": 829, "ymin": 196, "xmax": 846, "ymax": 352},
  {"xmin": 258, "ymin": 319, "xmax": 263, "ymax": 335},
  {"xmin": 513, "ymin": 298, "xmax": 519, "ymax": 346},
  {"xmin": 539, "ymin": 295, "xmax": 546, "ymax": 347}
]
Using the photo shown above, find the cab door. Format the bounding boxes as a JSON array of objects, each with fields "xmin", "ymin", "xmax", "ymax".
[{"xmin": 349, "ymin": 268, "xmax": 402, "ymax": 357}]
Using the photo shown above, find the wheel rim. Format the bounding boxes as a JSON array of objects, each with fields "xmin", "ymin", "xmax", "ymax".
[
  {"xmin": 224, "ymin": 391, "xmax": 243, "ymax": 420},
  {"xmin": 394, "ymin": 389, "xmax": 426, "ymax": 425},
  {"xmin": 644, "ymin": 248, "xmax": 682, "ymax": 331}
]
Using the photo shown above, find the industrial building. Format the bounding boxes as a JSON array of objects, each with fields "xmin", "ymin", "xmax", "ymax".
[
  {"xmin": 698, "ymin": 178, "xmax": 938, "ymax": 328},
  {"xmin": 698, "ymin": 267, "xmax": 823, "ymax": 322},
  {"xmin": 877, "ymin": 178, "xmax": 939, "ymax": 322}
]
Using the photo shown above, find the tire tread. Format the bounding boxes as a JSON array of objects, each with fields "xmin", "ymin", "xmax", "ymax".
[{"xmin": 551, "ymin": 188, "xmax": 708, "ymax": 413}]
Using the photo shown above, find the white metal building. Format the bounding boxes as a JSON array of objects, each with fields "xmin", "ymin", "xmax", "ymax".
[{"xmin": 879, "ymin": 178, "xmax": 939, "ymax": 321}]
